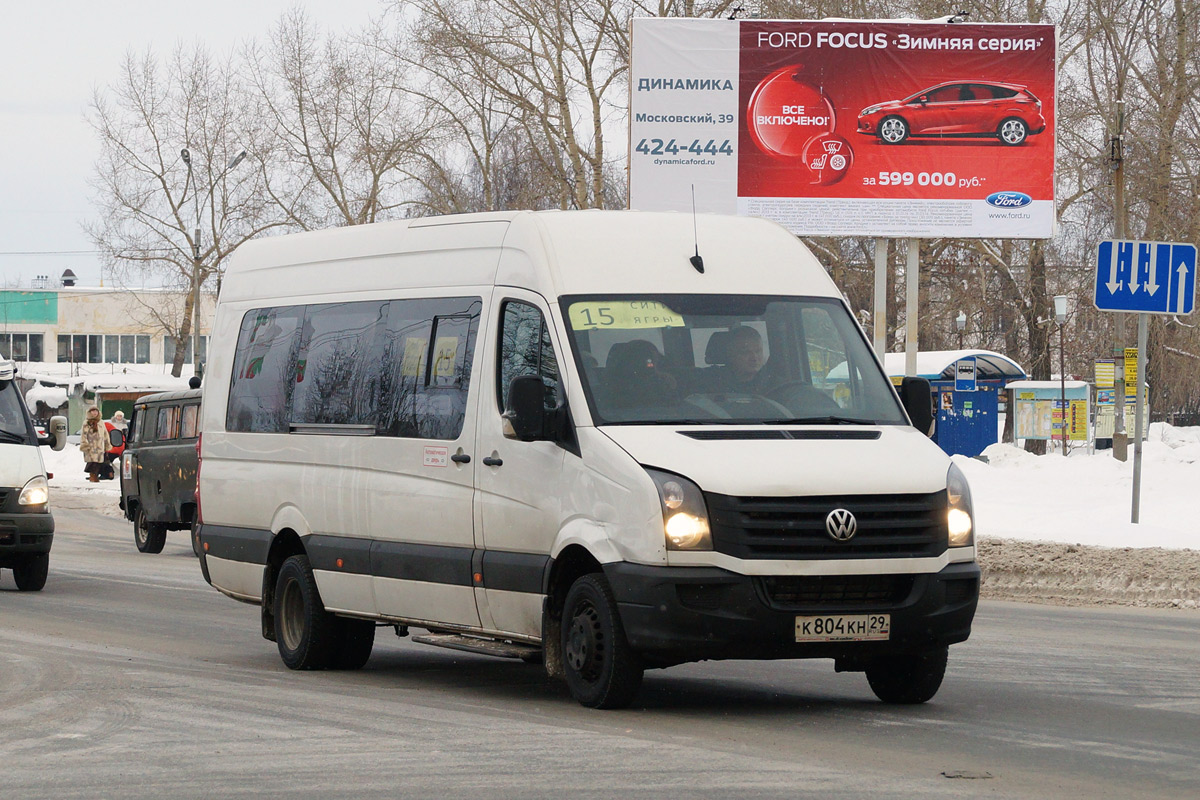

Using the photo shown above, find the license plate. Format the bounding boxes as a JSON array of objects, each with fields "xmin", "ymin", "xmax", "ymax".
[{"xmin": 795, "ymin": 613, "xmax": 890, "ymax": 642}]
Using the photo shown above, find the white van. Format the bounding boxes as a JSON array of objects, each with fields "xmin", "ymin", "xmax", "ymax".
[
  {"xmin": 196, "ymin": 211, "xmax": 978, "ymax": 708},
  {"xmin": 0, "ymin": 357, "xmax": 67, "ymax": 591}
]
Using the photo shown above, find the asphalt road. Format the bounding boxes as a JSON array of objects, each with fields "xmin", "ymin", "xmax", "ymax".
[{"xmin": 1, "ymin": 502, "xmax": 1197, "ymax": 799}]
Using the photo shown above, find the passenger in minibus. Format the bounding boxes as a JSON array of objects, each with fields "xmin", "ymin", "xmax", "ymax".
[{"xmin": 605, "ymin": 340, "xmax": 677, "ymax": 409}]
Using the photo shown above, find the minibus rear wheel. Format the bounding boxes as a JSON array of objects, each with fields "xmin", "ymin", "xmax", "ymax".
[
  {"xmin": 275, "ymin": 554, "xmax": 338, "ymax": 670},
  {"xmin": 865, "ymin": 647, "xmax": 947, "ymax": 704},
  {"xmin": 562, "ymin": 574, "xmax": 643, "ymax": 709}
]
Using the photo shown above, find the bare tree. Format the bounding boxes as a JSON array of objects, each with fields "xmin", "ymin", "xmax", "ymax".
[
  {"xmin": 398, "ymin": 0, "xmax": 636, "ymax": 210},
  {"xmin": 87, "ymin": 46, "xmax": 280, "ymax": 377},
  {"xmin": 246, "ymin": 10, "xmax": 431, "ymax": 228}
]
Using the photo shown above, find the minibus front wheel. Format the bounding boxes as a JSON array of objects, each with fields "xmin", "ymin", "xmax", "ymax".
[
  {"xmin": 562, "ymin": 574, "xmax": 643, "ymax": 709},
  {"xmin": 865, "ymin": 646, "xmax": 948, "ymax": 704},
  {"xmin": 12, "ymin": 553, "xmax": 49, "ymax": 592}
]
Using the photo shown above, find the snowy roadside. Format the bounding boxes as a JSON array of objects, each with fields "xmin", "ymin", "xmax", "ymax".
[{"xmin": 979, "ymin": 539, "xmax": 1200, "ymax": 609}]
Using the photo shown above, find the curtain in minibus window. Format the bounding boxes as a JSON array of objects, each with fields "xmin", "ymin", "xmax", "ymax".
[{"xmin": 227, "ymin": 307, "xmax": 303, "ymax": 433}]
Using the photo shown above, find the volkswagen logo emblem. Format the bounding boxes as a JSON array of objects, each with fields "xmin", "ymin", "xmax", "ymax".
[{"xmin": 825, "ymin": 508, "xmax": 857, "ymax": 541}]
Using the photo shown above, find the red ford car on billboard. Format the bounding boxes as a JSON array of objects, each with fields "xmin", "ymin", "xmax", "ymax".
[{"xmin": 857, "ymin": 81, "xmax": 1046, "ymax": 146}]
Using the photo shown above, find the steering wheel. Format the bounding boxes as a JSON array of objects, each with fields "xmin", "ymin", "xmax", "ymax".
[
  {"xmin": 767, "ymin": 381, "xmax": 842, "ymax": 414},
  {"xmin": 686, "ymin": 392, "xmax": 793, "ymax": 418}
]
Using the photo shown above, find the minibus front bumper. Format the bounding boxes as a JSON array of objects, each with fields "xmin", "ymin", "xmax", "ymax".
[
  {"xmin": 0, "ymin": 510, "xmax": 54, "ymax": 561},
  {"xmin": 603, "ymin": 561, "xmax": 979, "ymax": 665}
]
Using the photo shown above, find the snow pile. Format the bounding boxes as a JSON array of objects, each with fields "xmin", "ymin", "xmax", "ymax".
[
  {"xmin": 956, "ymin": 423, "xmax": 1200, "ymax": 550},
  {"xmin": 17, "ymin": 360, "xmax": 195, "ymax": 396},
  {"xmin": 25, "ymin": 383, "xmax": 68, "ymax": 408}
]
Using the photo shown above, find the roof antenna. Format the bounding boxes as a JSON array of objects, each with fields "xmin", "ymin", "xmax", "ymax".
[{"xmin": 689, "ymin": 185, "xmax": 704, "ymax": 274}]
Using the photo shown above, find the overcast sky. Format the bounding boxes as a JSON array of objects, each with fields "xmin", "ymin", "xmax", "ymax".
[{"xmin": 0, "ymin": 0, "xmax": 385, "ymax": 289}]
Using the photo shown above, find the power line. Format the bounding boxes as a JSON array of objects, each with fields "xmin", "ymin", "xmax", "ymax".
[{"xmin": 0, "ymin": 250, "xmax": 101, "ymax": 256}]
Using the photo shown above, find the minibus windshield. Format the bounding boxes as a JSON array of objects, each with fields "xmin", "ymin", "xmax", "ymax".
[
  {"xmin": 561, "ymin": 295, "xmax": 907, "ymax": 426},
  {"xmin": 0, "ymin": 381, "xmax": 33, "ymax": 444}
]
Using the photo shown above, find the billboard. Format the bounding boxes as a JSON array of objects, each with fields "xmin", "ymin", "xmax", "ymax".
[{"xmin": 629, "ymin": 18, "xmax": 1056, "ymax": 238}]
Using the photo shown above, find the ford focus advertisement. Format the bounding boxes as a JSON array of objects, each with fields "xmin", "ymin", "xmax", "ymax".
[{"xmin": 629, "ymin": 19, "xmax": 1057, "ymax": 239}]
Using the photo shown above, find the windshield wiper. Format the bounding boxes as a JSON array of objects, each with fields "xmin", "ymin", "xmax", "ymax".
[
  {"xmin": 776, "ymin": 416, "xmax": 876, "ymax": 425},
  {"xmin": 0, "ymin": 429, "xmax": 29, "ymax": 444}
]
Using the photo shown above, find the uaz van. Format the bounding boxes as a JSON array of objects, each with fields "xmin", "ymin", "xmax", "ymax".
[
  {"xmin": 120, "ymin": 387, "xmax": 202, "ymax": 554},
  {"xmin": 196, "ymin": 211, "xmax": 979, "ymax": 708},
  {"xmin": 0, "ymin": 357, "xmax": 67, "ymax": 591}
]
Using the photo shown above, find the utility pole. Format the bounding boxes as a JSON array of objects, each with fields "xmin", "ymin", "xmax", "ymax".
[{"xmin": 1111, "ymin": 100, "xmax": 1128, "ymax": 461}]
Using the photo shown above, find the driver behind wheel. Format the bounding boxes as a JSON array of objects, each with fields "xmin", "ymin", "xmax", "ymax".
[{"xmin": 707, "ymin": 326, "xmax": 768, "ymax": 392}]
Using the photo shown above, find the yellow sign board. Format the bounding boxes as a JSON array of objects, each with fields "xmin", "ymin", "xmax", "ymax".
[
  {"xmin": 401, "ymin": 338, "xmax": 427, "ymax": 378},
  {"xmin": 431, "ymin": 337, "xmax": 461, "ymax": 382},
  {"xmin": 568, "ymin": 301, "xmax": 684, "ymax": 330},
  {"xmin": 1124, "ymin": 348, "xmax": 1138, "ymax": 397},
  {"xmin": 1094, "ymin": 360, "xmax": 1114, "ymax": 388}
]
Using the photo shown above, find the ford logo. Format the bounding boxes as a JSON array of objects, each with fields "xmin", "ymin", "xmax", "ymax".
[{"xmin": 985, "ymin": 191, "xmax": 1032, "ymax": 208}]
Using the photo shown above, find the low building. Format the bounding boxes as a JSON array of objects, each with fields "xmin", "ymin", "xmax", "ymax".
[{"xmin": 0, "ymin": 282, "xmax": 215, "ymax": 367}]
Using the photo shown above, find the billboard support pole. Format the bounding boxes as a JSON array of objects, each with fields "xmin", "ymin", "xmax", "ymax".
[
  {"xmin": 905, "ymin": 238, "xmax": 919, "ymax": 377},
  {"xmin": 873, "ymin": 238, "xmax": 887, "ymax": 358}
]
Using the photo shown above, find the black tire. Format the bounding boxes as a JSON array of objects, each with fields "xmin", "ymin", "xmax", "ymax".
[
  {"xmin": 331, "ymin": 618, "xmax": 376, "ymax": 670},
  {"xmin": 274, "ymin": 554, "xmax": 338, "ymax": 670},
  {"xmin": 561, "ymin": 574, "xmax": 643, "ymax": 709},
  {"xmin": 878, "ymin": 115, "xmax": 909, "ymax": 144},
  {"xmin": 997, "ymin": 117, "xmax": 1028, "ymax": 146},
  {"xmin": 134, "ymin": 509, "xmax": 167, "ymax": 554},
  {"xmin": 13, "ymin": 553, "xmax": 49, "ymax": 592},
  {"xmin": 865, "ymin": 647, "xmax": 948, "ymax": 704}
]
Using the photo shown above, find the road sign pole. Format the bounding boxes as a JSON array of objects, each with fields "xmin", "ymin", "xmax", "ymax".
[{"xmin": 1131, "ymin": 312, "xmax": 1147, "ymax": 523}]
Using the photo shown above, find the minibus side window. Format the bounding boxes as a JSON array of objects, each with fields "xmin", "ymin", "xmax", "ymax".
[
  {"xmin": 378, "ymin": 297, "xmax": 481, "ymax": 440},
  {"xmin": 291, "ymin": 301, "xmax": 389, "ymax": 426},
  {"xmin": 227, "ymin": 307, "xmax": 304, "ymax": 433},
  {"xmin": 498, "ymin": 301, "xmax": 559, "ymax": 412}
]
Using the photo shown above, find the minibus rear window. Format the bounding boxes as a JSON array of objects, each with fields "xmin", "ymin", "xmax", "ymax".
[{"xmin": 561, "ymin": 294, "xmax": 906, "ymax": 426}]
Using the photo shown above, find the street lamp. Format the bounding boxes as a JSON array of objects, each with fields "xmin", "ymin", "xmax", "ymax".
[
  {"xmin": 955, "ymin": 311, "xmax": 966, "ymax": 349},
  {"xmin": 180, "ymin": 147, "xmax": 247, "ymax": 380},
  {"xmin": 1054, "ymin": 295, "xmax": 1068, "ymax": 457}
]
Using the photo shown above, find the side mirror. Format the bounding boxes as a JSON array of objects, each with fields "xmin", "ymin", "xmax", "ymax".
[
  {"xmin": 899, "ymin": 377, "xmax": 935, "ymax": 438},
  {"xmin": 918, "ymin": 95, "xmax": 928, "ymax": 104},
  {"xmin": 44, "ymin": 415, "xmax": 68, "ymax": 451},
  {"xmin": 502, "ymin": 375, "xmax": 548, "ymax": 442},
  {"xmin": 109, "ymin": 428, "xmax": 126, "ymax": 448}
]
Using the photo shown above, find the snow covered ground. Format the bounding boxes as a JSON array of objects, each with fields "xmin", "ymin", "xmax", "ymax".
[
  {"xmin": 41, "ymin": 422, "xmax": 1200, "ymax": 551},
  {"xmin": 956, "ymin": 422, "xmax": 1200, "ymax": 551}
]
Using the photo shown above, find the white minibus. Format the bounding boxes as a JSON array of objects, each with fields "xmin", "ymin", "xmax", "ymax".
[
  {"xmin": 197, "ymin": 211, "xmax": 978, "ymax": 708},
  {"xmin": 0, "ymin": 357, "xmax": 67, "ymax": 591}
]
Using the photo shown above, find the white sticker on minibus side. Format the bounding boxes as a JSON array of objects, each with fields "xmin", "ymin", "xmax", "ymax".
[{"xmin": 423, "ymin": 446, "xmax": 449, "ymax": 467}]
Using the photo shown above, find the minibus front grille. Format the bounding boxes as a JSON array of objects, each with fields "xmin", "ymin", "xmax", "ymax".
[
  {"xmin": 757, "ymin": 574, "xmax": 915, "ymax": 609},
  {"xmin": 705, "ymin": 491, "xmax": 948, "ymax": 559}
]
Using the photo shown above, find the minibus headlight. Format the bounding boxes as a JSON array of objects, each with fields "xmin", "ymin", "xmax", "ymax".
[
  {"xmin": 946, "ymin": 463, "xmax": 974, "ymax": 547},
  {"xmin": 645, "ymin": 468, "xmax": 712, "ymax": 551},
  {"xmin": 19, "ymin": 475, "xmax": 50, "ymax": 507}
]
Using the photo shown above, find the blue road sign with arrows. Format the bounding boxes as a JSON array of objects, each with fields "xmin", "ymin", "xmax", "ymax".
[{"xmin": 1094, "ymin": 239, "xmax": 1196, "ymax": 315}]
